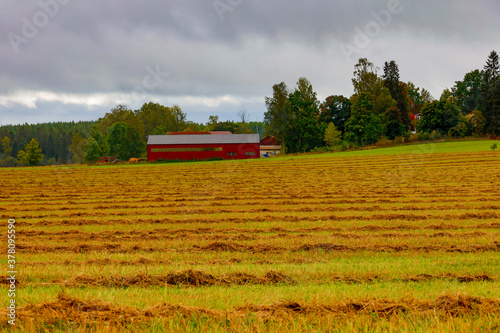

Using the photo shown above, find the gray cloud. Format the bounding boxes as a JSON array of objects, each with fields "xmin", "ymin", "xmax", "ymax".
[{"xmin": 1, "ymin": 0, "xmax": 499, "ymax": 124}]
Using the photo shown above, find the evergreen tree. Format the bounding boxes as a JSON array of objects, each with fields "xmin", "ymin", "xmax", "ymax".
[
  {"xmin": 482, "ymin": 51, "xmax": 500, "ymax": 135},
  {"xmin": 383, "ymin": 60, "xmax": 411, "ymax": 129}
]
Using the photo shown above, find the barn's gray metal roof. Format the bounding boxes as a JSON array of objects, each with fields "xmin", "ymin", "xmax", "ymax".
[{"xmin": 147, "ymin": 134, "xmax": 260, "ymax": 145}]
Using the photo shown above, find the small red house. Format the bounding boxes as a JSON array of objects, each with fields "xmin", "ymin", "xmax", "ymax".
[{"xmin": 147, "ymin": 134, "xmax": 260, "ymax": 161}]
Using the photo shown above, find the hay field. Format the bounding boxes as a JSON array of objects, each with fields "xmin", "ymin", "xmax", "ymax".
[{"xmin": 1, "ymin": 142, "xmax": 500, "ymax": 332}]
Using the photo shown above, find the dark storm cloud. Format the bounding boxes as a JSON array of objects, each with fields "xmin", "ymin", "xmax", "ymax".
[{"xmin": 1, "ymin": 0, "xmax": 499, "ymax": 124}]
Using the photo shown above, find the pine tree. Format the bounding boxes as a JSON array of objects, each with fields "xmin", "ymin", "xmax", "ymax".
[
  {"xmin": 483, "ymin": 51, "xmax": 500, "ymax": 135},
  {"xmin": 383, "ymin": 61, "xmax": 411, "ymax": 129}
]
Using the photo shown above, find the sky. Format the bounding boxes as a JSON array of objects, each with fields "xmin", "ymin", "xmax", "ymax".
[{"xmin": 1, "ymin": 0, "xmax": 499, "ymax": 126}]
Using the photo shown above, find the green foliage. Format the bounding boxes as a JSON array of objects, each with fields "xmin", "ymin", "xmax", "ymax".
[
  {"xmin": 0, "ymin": 155, "xmax": 17, "ymax": 167},
  {"xmin": 452, "ymin": 69, "xmax": 484, "ymax": 114},
  {"xmin": 136, "ymin": 102, "xmax": 187, "ymax": 136},
  {"xmin": 107, "ymin": 122, "xmax": 144, "ymax": 160},
  {"xmin": 17, "ymin": 138, "xmax": 44, "ymax": 166},
  {"xmin": 264, "ymin": 82, "xmax": 292, "ymax": 147},
  {"xmin": 2, "ymin": 136, "xmax": 12, "ymax": 156},
  {"xmin": 84, "ymin": 138, "xmax": 102, "ymax": 162},
  {"xmin": 491, "ymin": 143, "xmax": 498, "ymax": 151},
  {"xmin": 152, "ymin": 125, "xmax": 167, "ymax": 135},
  {"xmin": 417, "ymin": 100, "xmax": 461, "ymax": 134},
  {"xmin": 352, "ymin": 58, "xmax": 383, "ymax": 97},
  {"xmin": 319, "ymin": 95, "xmax": 351, "ymax": 133},
  {"xmin": 285, "ymin": 77, "xmax": 325, "ymax": 153},
  {"xmin": 69, "ymin": 132, "xmax": 87, "ymax": 163},
  {"xmin": 407, "ymin": 82, "xmax": 434, "ymax": 106},
  {"xmin": 324, "ymin": 123, "xmax": 342, "ymax": 147},
  {"xmin": 440, "ymin": 88, "xmax": 453, "ymax": 102},
  {"xmin": 374, "ymin": 87, "xmax": 397, "ymax": 115},
  {"xmin": 345, "ymin": 93, "xmax": 383, "ymax": 145},
  {"xmin": 383, "ymin": 61, "xmax": 411, "ymax": 129},
  {"xmin": 383, "ymin": 106, "xmax": 406, "ymax": 140}
]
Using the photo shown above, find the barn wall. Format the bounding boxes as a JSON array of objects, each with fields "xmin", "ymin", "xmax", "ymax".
[{"xmin": 147, "ymin": 143, "xmax": 260, "ymax": 161}]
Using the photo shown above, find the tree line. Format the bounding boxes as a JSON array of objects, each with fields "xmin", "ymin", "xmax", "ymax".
[
  {"xmin": 0, "ymin": 102, "xmax": 264, "ymax": 167},
  {"xmin": 264, "ymin": 51, "xmax": 500, "ymax": 153}
]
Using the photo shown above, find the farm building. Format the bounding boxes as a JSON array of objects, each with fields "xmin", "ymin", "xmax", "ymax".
[
  {"xmin": 260, "ymin": 136, "xmax": 282, "ymax": 157},
  {"xmin": 147, "ymin": 133, "xmax": 260, "ymax": 161}
]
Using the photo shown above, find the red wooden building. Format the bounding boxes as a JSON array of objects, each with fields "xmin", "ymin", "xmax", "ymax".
[{"xmin": 147, "ymin": 133, "xmax": 260, "ymax": 161}]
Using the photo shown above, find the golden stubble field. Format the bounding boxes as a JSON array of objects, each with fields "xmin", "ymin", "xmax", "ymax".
[{"xmin": 1, "ymin": 147, "xmax": 500, "ymax": 332}]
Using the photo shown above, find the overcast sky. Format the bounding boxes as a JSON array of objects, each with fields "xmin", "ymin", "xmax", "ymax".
[{"xmin": 1, "ymin": 0, "xmax": 499, "ymax": 125}]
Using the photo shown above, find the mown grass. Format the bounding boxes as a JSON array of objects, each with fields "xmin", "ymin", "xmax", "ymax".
[{"xmin": 1, "ymin": 141, "xmax": 500, "ymax": 331}]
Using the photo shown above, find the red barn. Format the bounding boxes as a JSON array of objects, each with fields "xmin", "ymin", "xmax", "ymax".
[{"xmin": 147, "ymin": 134, "xmax": 260, "ymax": 161}]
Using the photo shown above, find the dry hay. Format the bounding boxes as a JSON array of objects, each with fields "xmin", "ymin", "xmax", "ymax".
[
  {"xmin": 2, "ymin": 293, "xmax": 499, "ymax": 326},
  {"xmin": 53, "ymin": 270, "xmax": 296, "ymax": 288}
]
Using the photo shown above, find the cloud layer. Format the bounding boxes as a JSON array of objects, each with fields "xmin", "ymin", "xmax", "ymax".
[{"xmin": 1, "ymin": 0, "xmax": 499, "ymax": 124}]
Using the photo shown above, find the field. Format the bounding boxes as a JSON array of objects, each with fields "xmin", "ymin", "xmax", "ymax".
[{"xmin": 1, "ymin": 141, "xmax": 500, "ymax": 332}]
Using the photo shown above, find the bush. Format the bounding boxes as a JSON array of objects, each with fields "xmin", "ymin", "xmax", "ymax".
[
  {"xmin": 375, "ymin": 138, "xmax": 392, "ymax": 147},
  {"xmin": 406, "ymin": 133, "xmax": 418, "ymax": 143},
  {"xmin": 393, "ymin": 136, "xmax": 405, "ymax": 145}
]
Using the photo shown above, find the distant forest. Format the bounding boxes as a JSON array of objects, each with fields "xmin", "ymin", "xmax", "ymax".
[{"xmin": 0, "ymin": 104, "xmax": 265, "ymax": 167}]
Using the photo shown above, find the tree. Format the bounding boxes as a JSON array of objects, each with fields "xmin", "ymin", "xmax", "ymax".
[
  {"xmin": 352, "ymin": 58, "xmax": 383, "ymax": 97},
  {"xmin": 286, "ymin": 77, "xmax": 324, "ymax": 153},
  {"xmin": 107, "ymin": 122, "xmax": 144, "ymax": 160},
  {"xmin": 440, "ymin": 88, "xmax": 453, "ymax": 102},
  {"xmin": 374, "ymin": 87, "xmax": 397, "ymax": 115},
  {"xmin": 136, "ymin": 102, "xmax": 187, "ymax": 136},
  {"xmin": 344, "ymin": 93, "xmax": 383, "ymax": 145},
  {"xmin": 107, "ymin": 122, "xmax": 129, "ymax": 159},
  {"xmin": 452, "ymin": 70, "xmax": 484, "ymax": 114},
  {"xmin": 152, "ymin": 125, "xmax": 167, "ymax": 135},
  {"xmin": 383, "ymin": 61, "xmax": 411, "ymax": 129},
  {"xmin": 383, "ymin": 106, "xmax": 406, "ymax": 140},
  {"xmin": 17, "ymin": 138, "xmax": 44, "ymax": 166},
  {"xmin": 264, "ymin": 82, "xmax": 292, "ymax": 150},
  {"xmin": 483, "ymin": 51, "xmax": 500, "ymax": 135},
  {"xmin": 2, "ymin": 136, "xmax": 12, "ymax": 156},
  {"xmin": 324, "ymin": 122, "xmax": 342, "ymax": 147},
  {"xmin": 84, "ymin": 137, "xmax": 102, "ymax": 162},
  {"xmin": 417, "ymin": 100, "xmax": 461, "ymax": 134},
  {"xmin": 319, "ymin": 95, "xmax": 351, "ymax": 133},
  {"xmin": 69, "ymin": 132, "xmax": 87, "ymax": 163}
]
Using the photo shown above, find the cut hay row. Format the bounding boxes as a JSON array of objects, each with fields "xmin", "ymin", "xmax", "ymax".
[
  {"xmin": 16, "ymin": 240, "xmax": 500, "ymax": 254},
  {"xmin": 10, "ymin": 272, "xmax": 495, "ymax": 288},
  {"xmin": 1, "ymin": 293, "xmax": 499, "ymax": 327}
]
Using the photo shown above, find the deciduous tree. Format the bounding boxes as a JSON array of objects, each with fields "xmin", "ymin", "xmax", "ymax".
[
  {"xmin": 319, "ymin": 95, "xmax": 351, "ymax": 133},
  {"xmin": 345, "ymin": 93, "xmax": 382, "ymax": 145},
  {"xmin": 17, "ymin": 138, "xmax": 44, "ymax": 166},
  {"xmin": 2, "ymin": 136, "xmax": 12, "ymax": 156}
]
